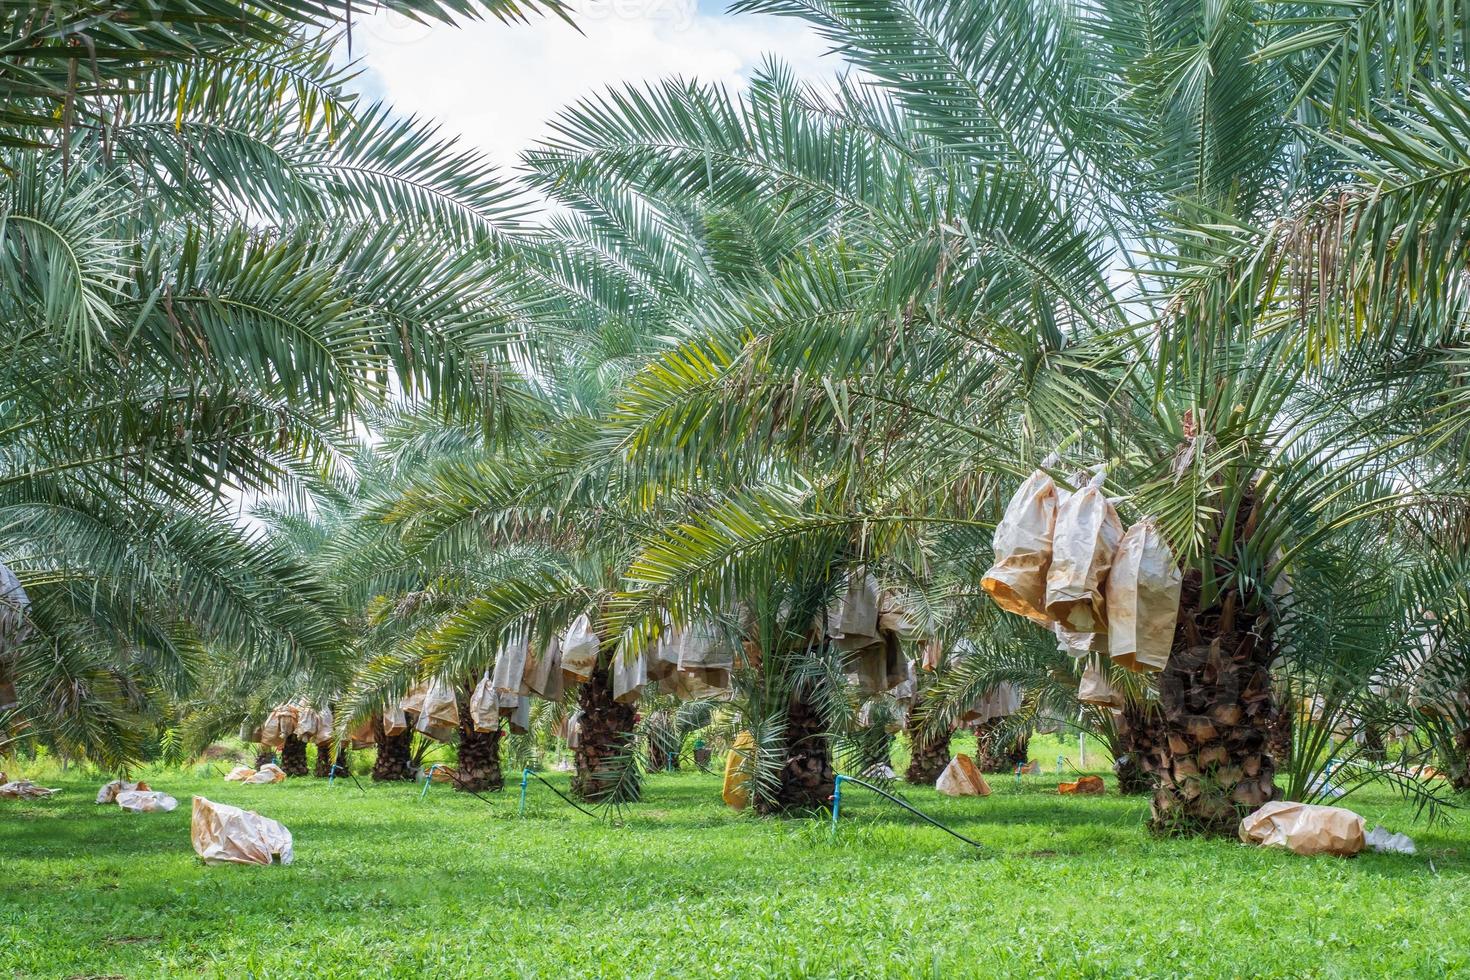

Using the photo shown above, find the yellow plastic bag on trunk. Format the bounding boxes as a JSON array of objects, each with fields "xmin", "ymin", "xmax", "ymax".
[
  {"xmin": 722, "ymin": 731, "xmax": 756, "ymax": 809},
  {"xmin": 1045, "ymin": 471, "xmax": 1122, "ymax": 632},
  {"xmin": 936, "ymin": 754, "xmax": 990, "ymax": 796},
  {"xmin": 1107, "ymin": 518, "xmax": 1182, "ymax": 672},
  {"xmin": 1239, "ymin": 801, "xmax": 1365, "ymax": 857},
  {"xmin": 982, "ymin": 471, "xmax": 1059, "ymax": 625},
  {"xmin": 191, "ymin": 796, "xmax": 294, "ymax": 866}
]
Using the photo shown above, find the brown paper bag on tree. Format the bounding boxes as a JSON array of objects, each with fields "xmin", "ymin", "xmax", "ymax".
[
  {"xmin": 382, "ymin": 700, "xmax": 409, "ymax": 737},
  {"xmin": 191, "ymin": 796, "xmax": 294, "ymax": 866},
  {"xmin": 415, "ymin": 677, "xmax": 459, "ymax": 738},
  {"xmin": 1107, "ymin": 518, "xmax": 1182, "ymax": 673},
  {"xmin": 1238, "ymin": 801, "xmax": 1365, "ymax": 857},
  {"xmin": 1045, "ymin": 471, "xmax": 1123, "ymax": 632},
  {"xmin": 560, "ymin": 614, "xmax": 600, "ymax": 682},
  {"xmin": 982, "ymin": 471, "xmax": 1060, "ymax": 624},
  {"xmin": 935, "ymin": 754, "xmax": 990, "ymax": 796},
  {"xmin": 347, "ymin": 716, "xmax": 377, "ymax": 749}
]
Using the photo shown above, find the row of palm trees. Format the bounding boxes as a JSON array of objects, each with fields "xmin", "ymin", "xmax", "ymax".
[{"xmin": 6, "ymin": 0, "xmax": 1470, "ymax": 836}]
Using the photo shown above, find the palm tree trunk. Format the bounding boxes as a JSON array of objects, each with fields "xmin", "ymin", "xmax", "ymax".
[
  {"xmin": 371, "ymin": 716, "xmax": 414, "ymax": 782},
  {"xmin": 254, "ymin": 744, "xmax": 274, "ymax": 769},
  {"xmin": 1114, "ymin": 701, "xmax": 1162, "ymax": 796},
  {"xmin": 572, "ymin": 659, "xmax": 639, "ymax": 802},
  {"xmin": 904, "ymin": 693, "xmax": 952, "ymax": 785},
  {"xmin": 756, "ymin": 687, "xmax": 834, "ymax": 813},
  {"xmin": 1151, "ymin": 567, "xmax": 1279, "ymax": 834},
  {"xmin": 313, "ymin": 742, "xmax": 334, "ymax": 778},
  {"xmin": 1453, "ymin": 729, "xmax": 1470, "ymax": 793},
  {"xmin": 279, "ymin": 734, "xmax": 309, "ymax": 777},
  {"xmin": 975, "ymin": 719, "xmax": 1028, "ymax": 774},
  {"xmin": 454, "ymin": 688, "xmax": 503, "ymax": 792}
]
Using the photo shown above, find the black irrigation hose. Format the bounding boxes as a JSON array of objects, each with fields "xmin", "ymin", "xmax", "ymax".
[
  {"xmin": 835, "ymin": 776, "xmax": 984, "ymax": 849},
  {"xmin": 329, "ymin": 764, "xmax": 368, "ymax": 794},
  {"xmin": 523, "ymin": 768, "xmax": 599, "ymax": 819}
]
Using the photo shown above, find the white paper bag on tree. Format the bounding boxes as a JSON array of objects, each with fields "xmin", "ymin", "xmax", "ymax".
[
  {"xmin": 612, "ymin": 649, "xmax": 648, "ymax": 703},
  {"xmin": 1078, "ymin": 656, "xmax": 1124, "ymax": 708},
  {"xmin": 469, "ymin": 673, "xmax": 500, "ymax": 733},
  {"xmin": 1045, "ymin": 471, "xmax": 1123, "ymax": 632},
  {"xmin": 492, "ymin": 634, "xmax": 529, "ymax": 697},
  {"xmin": 1107, "ymin": 518, "xmax": 1182, "ymax": 672},
  {"xmin": 560, "ymin": 614, "xmax": 600, "ymax": 682},
  {"xmin": 982, "ymin": 471, "xmax": 1059, "ymax": 625}
]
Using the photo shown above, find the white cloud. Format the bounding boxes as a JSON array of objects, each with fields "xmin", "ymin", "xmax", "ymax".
[{"xmin": 350, "ymin": 0, "xmax": 838, "ymax": 175}]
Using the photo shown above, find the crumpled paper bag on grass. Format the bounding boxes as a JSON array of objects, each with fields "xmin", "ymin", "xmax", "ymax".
[
  {"xmin": 96, "ymin": 779, "xmax": 150, "ymax": 804},
  {"xmin": 246, "ymin": 763, "xmax": 287, "ymax": 784},
  {"xmin": 936, "ymin": 754, "xmax": 991, "ymax": 797},
  {"xmin": 982, "ymin": 470, "xmax": 1059, "ymax": 625},
  {"xmin": 1365, "ymin": 825, "xmax": 1416, "ymax": 855},
  {"xmin": 117, "ymin": 789, "xmax": 178, "ymax": 813},
  {"xmin": 1238, "ymin": 801, "xmax": 1365, "ymax": 857},
  {"xmin": 1059, "ymin": 775, "xmax": 1105, "ymax": 795},
  {"xmin": 191, "ymin": 796, "xmax": 293, "ymax": 866},
  {"xmin": 223, "ymin": 765, "xmax": 256, "ymax": 782},
  {"xmin": 0, "ymin": 779, "xmax": 58, "ymax": 799}
]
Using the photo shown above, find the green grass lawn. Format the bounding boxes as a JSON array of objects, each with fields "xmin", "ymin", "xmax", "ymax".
[{"xmin": 2, "ymin": 758, "xmax": 1466, "ymax": 978}]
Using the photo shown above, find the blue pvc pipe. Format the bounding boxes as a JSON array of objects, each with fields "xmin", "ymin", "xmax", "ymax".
[
  {"xmin": 418, "ymin": 764, "xmax": 443, "ymax": 801},
  {"xmin": 830, "ymin": 774, "xmax": 846, "ymax": 835},
  {"xmin": 518, "ymin": 767, "xmax": 530, "ymax": 816}
]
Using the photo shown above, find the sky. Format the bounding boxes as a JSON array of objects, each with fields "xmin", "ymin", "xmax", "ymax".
[{"xmin": 350, "ymin": 0, "xmax": 839, "ymax": 177}]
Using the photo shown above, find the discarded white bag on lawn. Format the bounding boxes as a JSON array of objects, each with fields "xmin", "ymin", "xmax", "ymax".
[
  {"xmin": 117, "ymin": 789, "xmax": 178, "ymax": 813},
  {"xmin": 982, "ymin": 470, "xmax": 1059, "ymax": 625},
  {"xmin": 1045, "ymin": 471, "xmax": 1123, "ymax": 632},
  {"xmin": 1106, "ymin": 518, "xmax": 1182, "ymax": 673},
  {"xmin": 96, "ymin": 779, "xmax": 149, "ymax": 804},
  {"xmin": 0, "ymin": 779, "xmax": 58, "ymax": 799},
  {"xmin": 1365, "ymin": 825, "xmax": 1416, "ymax": 855},
  {"xmin": 1238, "ymin": 801, "xmax": 1365, "ymax": 857},
  {"xmin": 223, "ymin": 765, "xmax": 255, "ymax": 782},
  {"xmin": 935, "ymin": 754, "xmax": 991, "ymax": 797},
  {"xmin": 191, "ymin": 796, "xmax": 294, "ymax": 866}
]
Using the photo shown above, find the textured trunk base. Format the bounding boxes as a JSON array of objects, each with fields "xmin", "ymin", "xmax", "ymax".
[
  {"xmin": 975, "ymin": 720, "xmax": 1029, "ymax": 774},
  {"xmin": 905, "ymin": 728, "xmax": 952, "ymax": 786},
  {"xmin": 372, "ymin": 717, "xmax": 414, "ymax": 782},
  {"xmin": 1150, "ymin": 568, "xmax": 1279, "ymax": 836},
  {"xmin": 572, "ymin": 661, "xmax": 640, "ymax": 803},
  {"xmin": 454, "ymin": 691, "xmax": 504, "ymax": 793},
  {"xmin": 279, "ymin": 735, "xmax": 309, "ymax": 777},
  {"xmin": 1114, "ymin": 701, "xmax": 1162, "ymax": 796},
  {"xmin": 755, "ymin": 689, "xmax": 834, "ymax": 814},
  {"xmin": 1454, "ymin": 730, "xmax": 1470, "ymax": 793},
  {"xmin": 312, "ymin": 743, "xmax": 335, "ymax": 778},
  {"xmin": 254, "ymin": 745, "xmax": 275, "ymax": 769},
  {"xmin": 647, "ymin": 730, "xmax": 681, "ymax": 771}
]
